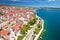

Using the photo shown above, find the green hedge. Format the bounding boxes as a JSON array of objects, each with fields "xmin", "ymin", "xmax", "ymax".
[
  {"xmin": 21, "ymin": 24, "xmax": 31, "ymax": 34},
  {"xmin": 28, "ymin": 18, "xmax": 37, "ymax": 25},
  {"xmin": 17, "ymin": 24, "xmax": 31, "ymax": 40},
  {"xmin": 34, "ymin": 24, "xmax": 42, "ymax": 34},
  {"xmin": 17, "ymin": 33, "xmax": 27, "ymax": 40}
]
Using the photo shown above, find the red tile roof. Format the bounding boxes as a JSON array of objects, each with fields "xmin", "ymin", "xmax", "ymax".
[
  {"xmin": 1, "ymin": 30, "xmax": 9, "ymax": 35},
  {"xmin": 9, "ymin": 18, "xmax": 14, "ymax": 22},
  {"xmin": 22, "ymin": 9, "xmax": 27, "ymax": 13},
  {"xmin": 13, "ymin": 21, "xmax": 23, "ymax": 32},
  {"xmin": 18, "ymin": 21, "xmax": 23, "ymax": 25}
]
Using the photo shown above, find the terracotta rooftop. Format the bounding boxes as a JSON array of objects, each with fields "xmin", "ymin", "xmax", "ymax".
[
  {"xmin": 1, "ymin": 30, "xmax": 9, "ymax": 35},
  {"xmin": 13, "ymin": 21, "xmax": 23, "ymax": 31}
]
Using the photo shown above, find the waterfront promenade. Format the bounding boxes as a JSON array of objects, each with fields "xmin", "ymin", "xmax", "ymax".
[
  {"xmin": 23, "ymin": 16, "xmax": 44, "ymax": 40},
  {"xmin": 34, "ymin": 19, "xmax": 44, "ymax": 40}
]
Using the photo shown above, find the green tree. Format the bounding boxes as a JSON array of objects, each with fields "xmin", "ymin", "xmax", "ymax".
[{"xmin": 21, "ymin": 24, "xmax": 30, "ymax": 33}]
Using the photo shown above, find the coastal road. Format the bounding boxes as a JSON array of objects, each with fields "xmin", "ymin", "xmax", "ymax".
[{"xmin": 23, "ymin": 18, "xmax": 40, "ymax": 40}]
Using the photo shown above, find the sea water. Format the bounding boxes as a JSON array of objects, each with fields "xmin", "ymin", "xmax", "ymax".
[{"xmin": 36, "ymin": 9, "xmax": 60, "ymax": 40}]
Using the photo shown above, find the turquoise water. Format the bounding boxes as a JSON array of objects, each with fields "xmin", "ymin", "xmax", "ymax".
[{"xmin": 36, "ymin": 9, "xmax": 60, "ymax": 40}]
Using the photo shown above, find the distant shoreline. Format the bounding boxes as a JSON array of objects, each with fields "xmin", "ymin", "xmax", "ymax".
[{"xmin": 0, "ymin": 4, "xmax": 60, "ymax": 9}]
